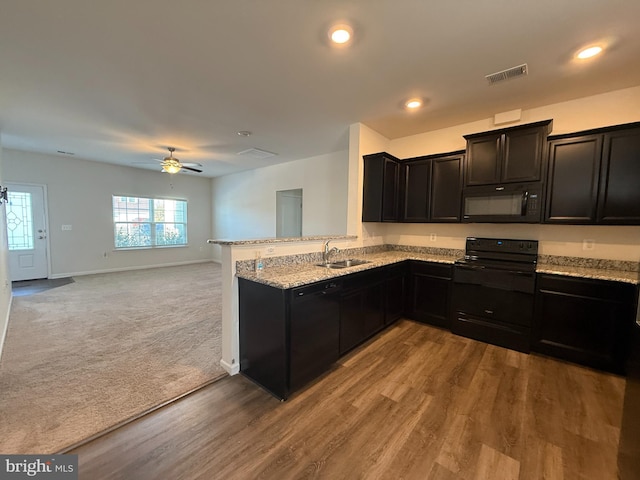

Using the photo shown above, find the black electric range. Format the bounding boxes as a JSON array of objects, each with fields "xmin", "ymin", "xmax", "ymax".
[{"xmin": 451, "ymin": 237, "xmax": 539, "ymax": 353}]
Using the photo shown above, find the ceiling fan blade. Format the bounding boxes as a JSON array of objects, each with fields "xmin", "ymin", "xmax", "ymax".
[
  {"xmin": 180, "ymin": 162, "xmax": 203, "ymax": 168},
  {"xmin": 133, "ymin": 160, "xmax": 163, "ymax": 165},
  {"xmin": 181, "ymin": 166, "xmax": 203, "ymax": 173}
]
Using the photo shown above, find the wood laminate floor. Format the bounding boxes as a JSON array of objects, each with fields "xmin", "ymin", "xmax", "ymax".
[{"xmin": 71, "ymin": 320, "xmax": 625, "ymax": 479}]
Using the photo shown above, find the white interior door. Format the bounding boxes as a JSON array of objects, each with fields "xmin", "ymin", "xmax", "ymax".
[
  {"xmin": 276, "ymin": 189, "xmax": 302, "ymax": 238},
  {"xmin": 5, "ymin": 183, "xmax": 49, "ymax": 281}
]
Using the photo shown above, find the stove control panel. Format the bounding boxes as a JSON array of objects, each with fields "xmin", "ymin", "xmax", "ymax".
[{"xmin": 465, "ymin": 237, "xmax": 538, "ymax": 255}]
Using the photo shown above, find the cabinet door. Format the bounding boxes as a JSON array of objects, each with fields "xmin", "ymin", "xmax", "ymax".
[
  {"xmin": 385, "ymin": 266, "xmax": 406, "ymax": 324},
  {"xmin": 406, "ymin": 262, "xmax": 452, "ymax": 328},
  {"xmin": 533, "ymin": 274, "xmax": 636, "ymax": 374},
  {"xmin": 597, "ymin": 127, "xmax": 640, "ymax": 224},
  {"xmin": 362, "ymin": 281, "xmax": 385, "ymax": 337},
  {"xmin": 382, "ymin": 158, "xmax": 400, "ymax": 221},
  {"xmin": 430, "ymin": 154, "xmax": 463, "ymax": 222},
  {"xmin": 402, "ymin": 159, "xmax": 431, "ymax": 222},
  {"xmin": 502, "ymin": 126, "xmax": 545, "ymax": 182},
  {"xmin": 545, "ymin": 135, "xmax": 602, "ymax": 223},
  {"xmin": 362, "ymin": 153, "xmax": 400, "ymax": 222},
  {"xmin": 339, "ymin": 290, "xmax": 363, "ymax": 355},
  {"xmin": 465, "ymin": 133, "xmax": 501, "ymax": 186}
]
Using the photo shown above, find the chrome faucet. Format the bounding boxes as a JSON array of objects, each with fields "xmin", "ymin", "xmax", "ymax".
[{"xmin": 323, "ymin": 240, "xmax": 340, "ymax": 264}]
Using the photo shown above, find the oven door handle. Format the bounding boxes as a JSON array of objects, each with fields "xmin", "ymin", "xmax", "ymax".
[{"xmin": 455, "ymin": 264, "xmax": 486, "ymax": 271}]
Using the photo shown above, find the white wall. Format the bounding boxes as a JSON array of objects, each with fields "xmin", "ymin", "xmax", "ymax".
[
  {"xmin": 378, "ymin": 85, "xmax": 640, "ymax": 261},
  {"xmin": 0, "ymin": 139, "xmax": 13, "ymax": 361},
  {"xmin": 390, "ymin": 85, "xmax": 640, "ymax": 158},
  {"xmin": 3, "ymin": 149, "xmax": 214, "ymax": 277},
  {"xmin": 211, "ymin": 150, "xmax": 349, "ymax": 261}
]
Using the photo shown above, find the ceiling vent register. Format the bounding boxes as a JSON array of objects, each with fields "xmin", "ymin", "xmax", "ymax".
[
  {"xmin": 237, "ymin": 148, "xmax": 278, "ymax": 159},
  {"xmin": 485, "ymin": 63, "xmax": 528, "ymax": 85}
]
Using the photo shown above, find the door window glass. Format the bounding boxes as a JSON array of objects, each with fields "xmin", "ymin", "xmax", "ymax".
[{"xmin": 6, "ymin": 191, "xmax": 35, "ymax": 250}]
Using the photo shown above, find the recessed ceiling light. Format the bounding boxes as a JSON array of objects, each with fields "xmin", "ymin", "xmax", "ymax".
[
  {"xmin": 576, "ymin": 45, "xmax": 603, "ymax": 59},
  {"xmin": 404, "ymin": 98, "xmax": 424, "ymax": 110},
  {"xmin": 328, "ymin": 24, "xmax": 353, "ymax": 45},
  {"xmin": 237, "ymin": 130, "xmax": 252, "ymax": 137}
]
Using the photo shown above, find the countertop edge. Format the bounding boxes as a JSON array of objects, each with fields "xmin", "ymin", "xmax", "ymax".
[
  {"xmin": 208, "ymin": 235, "xmax": 357, "ymax": 246},
  {"xmin": 536, "ymin": 264, "xmax": 640, "ymax": 285}
]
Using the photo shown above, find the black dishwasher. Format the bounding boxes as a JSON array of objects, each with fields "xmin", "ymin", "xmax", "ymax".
[{"xmin": 289, "ymin": 280, "xmax": 341, "ymax": 392}]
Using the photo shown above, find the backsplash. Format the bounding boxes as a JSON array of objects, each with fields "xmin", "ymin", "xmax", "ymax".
[
  {"xmin": 235, "ymin": 244, "xmax": 389, "ymax": 274},
  {"xmin": 236, "ymin": 244, "xmax": 640, "ymax": 274},
  {"xmin": 235, "ymin": 244, "xmax": 466, "ymax": 273},
  {"xmin": 387, "ymin": 244, "xmax": 465, "ymax": 258}
]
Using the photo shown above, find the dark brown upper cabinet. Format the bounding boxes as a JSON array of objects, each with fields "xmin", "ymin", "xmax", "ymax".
[
  {"xmin": 545, "ymin": 123, "xmax": 640, "ymax": 225},
  {"xmin": 464, "ymin": 120, "xmax": 552, "ymax": 186},
  {"xmin": 401, "ymin": 151, "xmax": 464, "ymax": 223},
  {"xmin": 545, "ymin": 134, "xmax": 602, "ymax": 223},
  {"xmin": 597, "ymin": 126, "xmax": 640, "ymax": 224},
  {"xmin": 401, "ymin": 159, "xmax": 431, "ymax": 222},
  {"xmin": 362, "ymin": 152, "xmax": 400, "ymax": 222}
]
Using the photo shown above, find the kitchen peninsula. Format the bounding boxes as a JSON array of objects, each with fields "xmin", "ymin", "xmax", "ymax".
[{"xmin": 236, "ymin": 241, "xmax": 639, "ymax": 399}]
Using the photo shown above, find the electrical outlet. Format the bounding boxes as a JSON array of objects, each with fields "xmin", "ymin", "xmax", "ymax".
[
  {"xmin": 583, "ymin": 239, "xmax": 595, "ymax": 251},
  {"xmin": 61, "ymin": 225, "xmax": 72, "ymax": 231},
  {"xmin": 430, "ymin": 233, "xmax": 437, "ymax": 241}
]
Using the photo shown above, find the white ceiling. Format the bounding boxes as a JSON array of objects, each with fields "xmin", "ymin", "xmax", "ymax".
[{"xmin": 1, "ymin": 0, "xmax": 639, "ymax": 177}]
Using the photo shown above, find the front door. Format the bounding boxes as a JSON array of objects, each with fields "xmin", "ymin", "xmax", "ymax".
[{"xmin": 5, "ymin": 183, "xmax": 49, "ymax": 281}]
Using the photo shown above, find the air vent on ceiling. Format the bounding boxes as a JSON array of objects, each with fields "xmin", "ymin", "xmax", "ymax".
[
  {"xmin": 485, "ymin": 63, "xmax": 528, "ymax": 85},
  {"xmin": 236, "ymin": 148, "xmax": 278, "ymax": 159}
]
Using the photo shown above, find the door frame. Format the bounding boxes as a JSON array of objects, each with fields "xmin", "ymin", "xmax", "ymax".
[{"xmin": 6, "ymin": 182, "xmax": 52, "ymax": 281}]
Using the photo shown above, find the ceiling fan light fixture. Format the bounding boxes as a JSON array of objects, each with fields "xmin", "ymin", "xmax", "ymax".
[{"xmin": 162, "ymin": 163, "xmax": 181, "ymax": 174}]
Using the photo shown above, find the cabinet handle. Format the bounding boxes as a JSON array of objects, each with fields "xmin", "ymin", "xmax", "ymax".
[
  {"xmin": 495, "ymin": 186, "xmax": 505, "ymax": 191},
  {"xmin": 484, "ymin": 309, "xmax": 494, "ymax": 314}
]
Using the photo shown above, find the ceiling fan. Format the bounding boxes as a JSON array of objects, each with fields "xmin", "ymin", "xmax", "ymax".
[{"xmin": 156, "ymin": 147, "xmax": 203, "ymax": 174}]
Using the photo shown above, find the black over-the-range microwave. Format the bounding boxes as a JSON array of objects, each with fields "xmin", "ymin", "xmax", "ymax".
[{"xmin": 461, "ymin": 182, "xmax": 542, "ymax": 223}]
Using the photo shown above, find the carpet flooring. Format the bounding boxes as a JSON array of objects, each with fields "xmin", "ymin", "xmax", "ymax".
[{"xmin": 0, "ymin": 262, "xmax": 225, "ymax": 454}]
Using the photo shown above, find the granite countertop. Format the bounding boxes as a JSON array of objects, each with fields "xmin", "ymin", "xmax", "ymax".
[
  {"xmin": 536, "ymin": 263, "xmax": 640, "ymax": 284},
  {"xmin": 237, "ymin": 250, "xmax": 640, "ymax": 288},
  {"xmin": 236, "ymin": 251, "xmax": 458, "ymax": 289}
]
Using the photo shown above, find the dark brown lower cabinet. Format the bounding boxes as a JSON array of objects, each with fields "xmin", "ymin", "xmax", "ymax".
[
  {"xmin": 406, "ymin": 261, "xmax": 453, "ymax": 328},
  {"xmin": 533, "ymin": 274, "xmax": 638, "ymax": 374},
  {"xmin": 339, "ymin": 268, "xmax": 386, "ymax": 355},
  {"xmin": 239, "ymin": 278, "xmax": 341, "ymax": 400},
  {"xmin": 240, "ymin": 264, "xmax": 405, "ymax": 399}
]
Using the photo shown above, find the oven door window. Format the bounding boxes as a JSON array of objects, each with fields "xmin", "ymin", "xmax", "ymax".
[{"xmin": 464, "ymin": 193, "xmax": 522, "ymax": 216}]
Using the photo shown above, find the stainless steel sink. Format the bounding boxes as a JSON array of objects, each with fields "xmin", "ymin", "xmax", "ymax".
[{"xmin": 316, "ymin": 259, "xmax": 371, "ymax": 269}]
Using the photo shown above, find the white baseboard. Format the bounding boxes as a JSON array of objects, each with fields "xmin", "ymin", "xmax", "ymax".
[
  {"xmin": 0, "ymin": 293, "xmax": 13, "ymax": 364},
  {"xmin": 220, "ymin": 358, "xmax": 240, "ymax": 376},
  {"xmin": 49, "ymin": 259, "xmax": 216, "ymax": 279}
]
